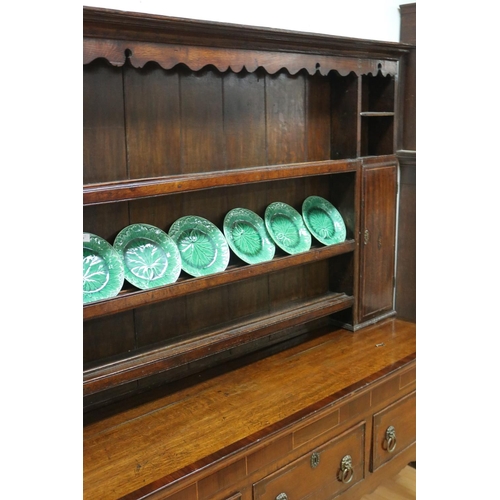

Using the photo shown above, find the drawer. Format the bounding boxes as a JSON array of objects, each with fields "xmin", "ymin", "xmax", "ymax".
[
  {"xmin": 253, "ymin": 422, "xmax": 365, "ymax": 500},
  {"xmin": 371, "ymin": 390, "xmax": 416, "ymax": 471}
]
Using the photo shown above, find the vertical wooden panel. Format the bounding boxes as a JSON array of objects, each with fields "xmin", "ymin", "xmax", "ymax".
[
  {"xmin": 182, "ymin": 188, "xmax": 228, "ymax": 229},
  {"xmin": 265, "ymin": 178, "xmax": 305, "ymax": 211},
  {"xmin": 226, "ymin": 275, "xmax": 270, "ymax": 322},
  {"xmin": 364, "ymin": 74, "xmax": 394, "ymax": 112},
  {"xmin": 269, "ymin": 266, "xmax": 304, "ymax": 309},
  {"xmin": 83, "ymin": 60, "xmax": 127, "ymax": 184},
  {"xmin": 304, "ymin": 261, "xmax": 330, "ymax": 299},
  {"xmin": 400, "ymin": 3, "xmax": 416, "ymax": 150},
  {"xmin": 186, "ymin": 287, "xmax": 230, "ymax": 334},
  {"xmin": 400, "ymin": 3, "xmax": 416, "ymax": 44},
  {"xmin": 331, "ymin": 73, "xmax": 359, "ymax": 160},
  {"xmin": 83, "ymin": 202, "xmax": 130, "ymax": 244},
  {"xmin": 124, "ymin": 64, "xmax": 182, "ymax": 178},
  {"xmin": 401, "ymin": 49, "xmax": 416, "ymax": 151},
  {"xmin": 329, "ymin": 172, "xmax": 356, "ymax": 240},
  {"xmin": 128, "ymin": 194, "xmax": 184, "ymax": 233},
  {"xmin": 266, "ymin": 70, "xmax": 306, "ymax": 164},
  {"xmin": 180, "ymin": 66, "xmax": 226, "ymax": 173},
  {"xmin": 225, "ymin": 183, "xmax": 269, "ymax": 220},
  {"xmin": 135, "ymin": 297, "xmax": 188, "ymax": 348},
  {"xmin": 306, "ymin": 74, "xmax": 331, "ymax": 161},
  {"xmin": 395, "ymin": 154, "xmax": 416, "ymax": 322},
  {"xmin": 83, "ymin": 311, "xmax": 136, "ymax": 363},
  {"xmin": 224, "ymin": 69, "xmax": 267, "ymax": 169},
  {"xmin": 359, "ymin": 165, "xmax": 397, "ymax": 322}
]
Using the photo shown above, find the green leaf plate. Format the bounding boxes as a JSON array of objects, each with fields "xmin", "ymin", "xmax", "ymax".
[
  {"xmin": 302, "ymin": 196, "xmax": 347, "ymax": 245},
  {"xmin": 168, "ymin": 216, "xmax": 230, "ymax": 277},
  {"xmin": 113, "ymin": 223, "xmax": 182, "ymax": 290},
  {"xmin": 223, "ymin": 208, "xmax": 276, "ymax": 265},
  {"xmin": 83, "ymin": 233, "xmax": 124, "ymax": 304},
  {"xmin": 264, "ymin": 202, "xmax": 312, "ymax": 255}
]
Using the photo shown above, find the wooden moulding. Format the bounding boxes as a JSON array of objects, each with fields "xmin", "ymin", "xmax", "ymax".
[
  {"xmin": 83, "ymin": 37, "xmax": 399, "ymax": 77},
  {"xmin": 83, "ymin": 292, "xmax": 354, "ymax": 396},
  {"xmin": 83, "ymin": 159, "xmax": 359, "ymax": 206},
  {"xmin": 83, "ymin": 7, "xmax": 410, "ymax": 75},
  {"xmin": 83, "ymin": 239, "xmax": 356, "ymax": 321}
]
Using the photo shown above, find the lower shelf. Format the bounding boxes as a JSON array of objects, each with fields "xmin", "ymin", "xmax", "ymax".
[{"xmin": 83, "ymin": 291, "xmax": 354, "ymax": 396}]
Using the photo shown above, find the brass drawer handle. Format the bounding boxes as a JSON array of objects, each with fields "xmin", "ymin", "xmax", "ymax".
[
  {"xmin": 310, "ymin": 451, "xmax": 320, "ymax": 468},
  {"xmin": 275, "ymin": 493, "xmax": 288, "ymax": 500},
  {"xmin": 383, "ymin": 425, "xmax": 397, "ymax": 453},
  {"xmin": 338, "ymin": 454, "xmax": 354, "ymax": 484}
]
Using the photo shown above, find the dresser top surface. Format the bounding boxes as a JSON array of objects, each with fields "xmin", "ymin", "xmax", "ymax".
[{"xmin": 84, "ymin": 318, "xmax": 416, "ymax": 499}]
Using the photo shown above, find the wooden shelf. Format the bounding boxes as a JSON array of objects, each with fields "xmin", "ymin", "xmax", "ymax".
[
  {"xmin": 83, "ymin": 291, "xmax": 354, "ymax": 396},
  {"xmin": 360, "ymin": 112, "xmax": 395, "ymax": 117},
  {"xmin": 84, "ymin": 239, "xmax": 356, "ymax": 321},
  {"xmin": 83, "ymin": 159, "xmax": 359, "ymax": 206}
]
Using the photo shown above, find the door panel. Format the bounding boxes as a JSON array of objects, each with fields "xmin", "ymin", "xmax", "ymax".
[{"xmin": 359, "ymin": 164, "xmax": 397, "ymax": 323}]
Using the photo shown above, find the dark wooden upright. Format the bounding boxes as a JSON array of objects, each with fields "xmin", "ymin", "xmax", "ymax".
[
  {"xmin": 83, "ymin": 7, "xmax": 416, "ymax": 499},
  {"xmin": 396, "ymin": 2, "xmax": 416, "ymax": 322}
]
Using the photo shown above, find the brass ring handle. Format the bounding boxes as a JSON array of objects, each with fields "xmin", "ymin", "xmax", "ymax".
[
  {"xmin": 383, "ymin": 425, "xmax": 397, "ymax": 453},
  {"xmin": 275, "ymin": 493, "xmax": 288, "ymax": 500},
  {"xmin": 338, "ymin": 454, "xmax": 354, "ymax": 484}
]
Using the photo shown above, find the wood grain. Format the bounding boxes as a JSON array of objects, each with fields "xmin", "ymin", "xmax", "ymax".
[
  {"xmin": 83, "ymin": 60, "xmax": 127, "ymax": 184},
  {"xmin": 359, "ymin": 162, "xmax": 397, "ymax": 323},
  {"xmin": 83, "ymin": 319, "xmax": 415, "ymax": 499}
]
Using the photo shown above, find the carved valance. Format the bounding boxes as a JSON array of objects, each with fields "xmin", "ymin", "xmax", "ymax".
[{"xmin": 84, "ymin": 37, "xmax": 398, "ymax": 76}]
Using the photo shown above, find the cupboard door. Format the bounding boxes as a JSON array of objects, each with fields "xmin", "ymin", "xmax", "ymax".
[{"xmin": 358, "ymin": 163, "xmax": 397, "ymax": 324}]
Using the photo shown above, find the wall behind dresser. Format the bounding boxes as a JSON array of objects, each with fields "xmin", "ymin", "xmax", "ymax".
[{"xmin": 81, "ymin": 0, "xmax": 416, "ymax": 42}]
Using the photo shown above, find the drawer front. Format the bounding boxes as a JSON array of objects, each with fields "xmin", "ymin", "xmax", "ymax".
[
  {"xmin": 372, "ymin": 390, "xmax": 416, "ymax": 471},
  {"xmin": 253, "ymin": 422, "xmax": 365, "ymax": 500}
]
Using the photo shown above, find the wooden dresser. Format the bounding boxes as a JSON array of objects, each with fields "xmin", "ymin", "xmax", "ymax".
[{"xmin": 83, "ymin": 7, "xmax": 416, "ymax": 499}]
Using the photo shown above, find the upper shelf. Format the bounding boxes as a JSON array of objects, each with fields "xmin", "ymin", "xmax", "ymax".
[
  {"xmin": 84, "ymin": 159, "xmax": 359, "ymax": 205},
  {"xmin": 83, "ymin": 7, "xmax": 411, "ymax": 76}
]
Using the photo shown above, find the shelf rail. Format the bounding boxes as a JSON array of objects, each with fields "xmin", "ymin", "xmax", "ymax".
[{"xmin": 83, "ymin": 291, "xmax": 354, "ymax": 396}]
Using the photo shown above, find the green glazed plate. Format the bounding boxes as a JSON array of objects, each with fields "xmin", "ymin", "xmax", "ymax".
[
  {"xmin": 83, "ymin": 233, "xmax": 124, "ymax": 304},
  {"xmin": 302, "ymin": 196, "xmax": 347, "ymax": 245},
  {"xmin": 223, "ymin": 208, "xmax": 276, "ymax": 265},
  {"xmin": 168, "ymin": 216, "xmax": 230, "ymax": 277},
  {"xmin": 264, "ymin": 202, "xmax": 312, "ymax": 255},
  {"xmin": 113, "ymin": 223, "xmax": 182, "ymax": 290}
]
